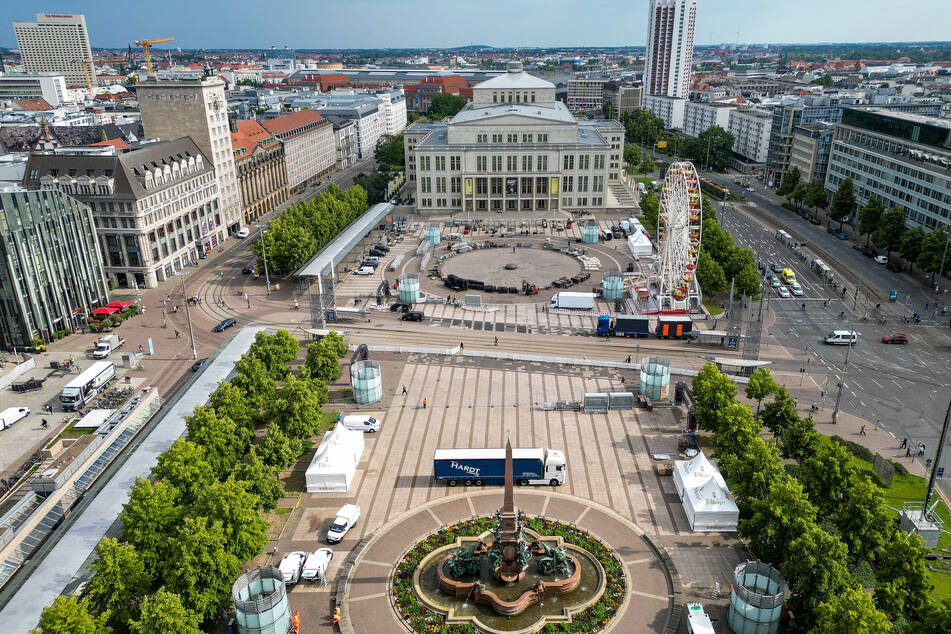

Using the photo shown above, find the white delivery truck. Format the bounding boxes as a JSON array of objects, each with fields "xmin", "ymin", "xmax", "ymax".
[
  {"xmin": 301, "ymin": 548, "xmax": 334, "ymax": 583},
  {"xmin": 550, "ymin": 292, "xmax": 596, "ymax": 310},
  {"xmin": 60, "ymin": 361, "xmax": 115, "ymax": 411},
  {"xmin": 93, "ymin": 334, "xmax": 125, "ymax": 359},
  {"xmin": 326, "ymin": 504, "xmax": 361, "ymax": 544}
]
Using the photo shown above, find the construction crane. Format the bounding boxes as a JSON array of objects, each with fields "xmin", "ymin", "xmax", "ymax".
[
  {"xmin": 134, "ymin": 37, "xmax": 175, "ymax": 79},
  {"xmin": 73, "ymin": 58, "xmax": 94, "ymax": 93}
]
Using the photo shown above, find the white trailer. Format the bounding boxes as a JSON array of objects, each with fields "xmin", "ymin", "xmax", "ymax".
[
  {"xmin": 550, "ymin": 292, "xmax": 596, "ymax": 310},
  {"xmin": 60, "ymin": 361, "xmax": 115, "ymax": 411}
]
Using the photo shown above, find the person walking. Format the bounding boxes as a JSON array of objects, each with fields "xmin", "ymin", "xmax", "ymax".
[
  {"xmin": 41, "ymin": 418, "xmax": 48, "ymax": 429},
  {"xmin": 175, "ymin": 330, "xmax": 180, "ymax": 339},
  {"xmin": 626, "ymin": 355, "xmax": 632, "ymax": 363},
  {"xmin": 459, "ymin": 342, "xmax": 464, "ymax": 351},
  {"xmin": 801, "ymin": 303, "xmax": 806, "ymax": 311},
  {"xmin": 859, "ymin": 425, "xmax": 866, "ymax": 436},
  {"xmin": 422, "ymin": 398, "xmax": 427, "ymax": 409},
  {"xmin": 402, "ymin": 385, "xmax": 407, "ymax": 395},
  {"xmin": 900, "ymin": 437, "xmax": 908, "ymax": 449},
  {"xmin": 494, "ymin": 336, "xmax": 499, "ymax": 346}
]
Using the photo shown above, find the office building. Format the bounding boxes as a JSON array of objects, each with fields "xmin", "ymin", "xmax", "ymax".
[
  {"xmin": 260, "ymin": 110, "xmax": 335, "ymax": 190},
  {"xmin": 683, "ymin": 101, "xmax": 734, "ymax": 139},
  {"xmin": 313, "ymin": 101, "xmax": 385, "ymax": 159},
  {"xmin": 825, "ymin": 108, "xmax": 951, "ymax": 232},
  {"xmin": 23, "ymin": 138, "xmax": 224, "ymax": 288},
  {"xmin": 136, "ymin": 77, "xmax": 242, "ymax": 234},
  {"xmin": 567, "ymin": 79, "xmax": 609, "ymax": 113},
  {"xmin": 765, "ymin": 96, "xmax": 842, "ymax": 188},
  {"xmin": 643, "ymin": 94, "xmax": 687, "ymax": 129},
  {"xmin": 0, "ymin": 73, "xmax": 70, "ymax": 107},
  {"xmin": 230, "ymin": 120, "xmax": 289, "ymax": 225},
  {"xmin": 644, "ymin": 0, "xmax": 697, "ymax": 98},
  {"xmin": 0, "ymin": 187, "xmax": 108, "ymax": 346},
  {"xmin": 403, "ymin": 61, "xmax": 624, "ymax": 214},
  {"xmin": 789, "ymin": 122, "xmax": 835, "ymax": 184},
  {"xmin": 12, "ymin": 13, "xmax": 95, "ymax": 87},
  {"xmin": 604, "ymin": 82, "xmax": 643, "ymax": 117},
  {"xmin": 324, "ymin": 115, "xmax": 358, "ymax": 171},
  {"xmin": 728, "ymin": 107, "xmax": 773, "ymax": 171}
]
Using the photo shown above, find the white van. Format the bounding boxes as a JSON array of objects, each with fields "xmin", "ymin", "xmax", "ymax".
[
  {"xmin": 342, "ymin": 414, "xmax": 381, "ymax": 433},
  {"xmin": 824, "ymin": 330, "xmax": 858, "ymax": 345}
]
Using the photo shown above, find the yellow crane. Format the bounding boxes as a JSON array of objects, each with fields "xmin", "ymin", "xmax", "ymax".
[{"xmin": 134, "ymin": 37, "xmax": 175, "ymax": 78}]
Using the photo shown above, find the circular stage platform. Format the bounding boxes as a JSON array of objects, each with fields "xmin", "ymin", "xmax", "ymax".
[{"xmin": 441, "ymin": 247, "xmax": 581, "ymax": 288}]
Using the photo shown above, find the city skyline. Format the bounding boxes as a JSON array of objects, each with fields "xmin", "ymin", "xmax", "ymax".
[{"xmin": 2, "ymin": 0, "xmax": 950, "ymax": 50}]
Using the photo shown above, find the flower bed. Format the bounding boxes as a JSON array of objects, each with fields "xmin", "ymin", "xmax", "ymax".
[{"xmin": 392, "ymin": 516, "xmax": 625, "ymax": 633}]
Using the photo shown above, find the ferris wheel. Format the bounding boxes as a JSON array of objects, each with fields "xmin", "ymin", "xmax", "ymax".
[{"xmin": 657, "ymin": 161, "xmax": 702, "ymax": 312}]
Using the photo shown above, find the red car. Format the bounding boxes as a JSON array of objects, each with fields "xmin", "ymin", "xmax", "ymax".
[{"xmin": 882, "ymin": 333, "xmax": 908, "ymax": 344}]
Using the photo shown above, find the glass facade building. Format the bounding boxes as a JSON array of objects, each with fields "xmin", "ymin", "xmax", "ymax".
[{"xmin": 0, "ymin": 187, "xmax": 108, "ymax": 346}]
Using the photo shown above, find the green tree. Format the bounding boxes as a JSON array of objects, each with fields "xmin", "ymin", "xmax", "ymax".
[
  {"xmin": 740, "ymin": 477, "xmax": 817, "ymax": 565},
  {"xmin": 777, "ymin": 166, "xmax": 801, "ymax": 197},
  {"xmin": 247, "ymin": 330, "xmax": 299, "ymax": 381},
  {"xmin": 320, "ymin": 331, "xmax": 347, "ymax": 357},
  {"xmin": 427, "ymin": 92, "xmax": 466, "ymax": 119},
  {"xmin": 353, "ymin": 171, "xmax": 391, "ymax": 205},
  {"xmin": 119, "ymin": 478, "xmax": 182, "ymax": 576},
  {"xmin": 781, "ymin": 525, "xmax": 853, "ymax": 620},
  {"xmin": 813, "ymin": 586, "xmax": 892, "ymax": 633},
  {"xmin": 733, "ymin": 264, "xmax": 761, "ymax": 300},
  {"xmin": 602, "ymin": 101, "xmax": 614, "ymax": 120},
  {"xmin": 720, "ymin": 245, "xmax": 756, "ymax": 282},
  {"xmin": 857, "ymin": 195, "xmax": 884, "ymax": 245},
  {"xmin": 150, "ymin": 439, "xmax": 216, "ymax": 505},
  {"xmin": 745, "ymin": 368, "xmax": 779, "ymax": 416},
  {"xmin": 250, "ymin": 212, "xmax": 317, "ymax": 273},
  {"xmin": 623, "ymin": 143, "xmax": 640, "ymax": 167},
  {"xmin": 266, "ymin": 374, "xmax": 328, "ymax": 439},
  {"xmin": 790, "ymin": 182, "xmax": 809, "ymax": 210},
  {"xmin": 799, "ymin": 439, "xmax": 854, "ymax": 515},
  {"xmin": 259, "ymin": 426, "xmax": 303, "ymax": 472},
  {"xmin": 231, "ymin": 355, "xmax": 278, "ymax": 411},
  {"xmin": 717, "ymin": 436, "xmax": 783, "ymax": 505},
  {"xmin": 827, "ymin": 177, "xmax": 855, "ymax": 228},
  {"xmin": 208, "ymin": 381, "xmax": 259, "ymax": 433},
  {"xmin": 185, "ymin": 407, "xmax": 245, "ymax": 478},
  {"xmin": 129, "ymin": 588, "xmax": 202, "ymax": 634},
  {"xmin": 374, "ymin": 134, "xmax": 404, "ymax": 171},
  {"xmin": 696, "ymin": 125, "xmax": 736, "ymax": 171},
  {"xmin": 806, "ymin": 180, "xmax": 829, "ymax": 220},
  {"xmin": 161, "ymin": 517, "xmax": 241, "ymax": 621},
  {"xmin": 304, "ymin": 340, "xmax": 343, "ymax": 383},
  {"xmin": 875, "ymin": 532, "xmax": 933, "ymax": 620},
  {"xmin": 811, "ymin": 74, "xmax": 835, "ymax": 87},
  {"xmin": 86, "ymin": 538, "xmax": 152, "ymax": 628},
  {"xmin": 872, "ymin": 207, "xmax": 907, "ymax": 257},
  {"xmin": 835, "ymin": 476, "xmax": 895, "ymax": 561},
  {"xmin": 233, "ymin": 447, "xmax": 285, "ymax": 511},
  {"xmin": 781, "ymin": 413, "xmax": 821, "ymax": 463},
  {"xmin": 691, "ymin": 364, "xmax": 738, "ymax": 433},
  {"xmin": 638, "ymin": 153, "xmax": 656, "ymax": 174},
  {"xmin": 639, "ymin": 192, "xmax": 659, "ymax": 231},
  {"xmin": 192, "ymin": 477, "xmax": 268, "ymax": 562},
  {"xmin": 620, "ymin": 109, "xmax": 667, "ymax": 146},
  {"xmin": 899, "ymin": 226, "xmax": 925, "ymax": 273},
  {"xmin": 916, "ymin": 227, "xmax": 949, "ymax": 277},
  {"xmin": 30, "ymin": 596, "xmax": 110, "ymax": 634},
  {"xmin": 696, "ymin": 250, "xmax": 727, "ymax": 293}
]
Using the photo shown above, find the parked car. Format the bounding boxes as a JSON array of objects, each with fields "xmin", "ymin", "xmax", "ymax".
[
  {"xmin": 301, "ymin": 548, "xmax": 334, "ymax": 583},
  {"xmin": 191, "ymin": 358, "xmax": 207, "ymax": 372},
  {"xmin": 355, "ymin": 266, "xmax": 375, "ymax": 275},
  {"xmin": 771, "ymin": 263, "xmax": 783, "ymax": 273},
  {"xmin": 571, "ymin": 272, "xmax": 591, "ymax": 283},
  {"xmin": 777, "ymin": 286, "xmax": 791, "ymax": 298},
  {"xmin": 757, "ymin": 259, "xmax": 767, "ymax": 272},
  {"xmin": 363, "ymin": 256, "xmax": 379, "ymax": 266},
  {"xmin": 374, "ymin": 244, "xmax": 391, "ymax": 253},
  {"xmin": 852, "ymin": 244, "xmax": 865, "ymax": 252},
  {"xmin": 886, "ymin": 261, "xmax": 903, "ymax": 273},
  {"xmin": 279, "ymin": 551, "xmax": 307, "ymax": 585},
  {"xmin": 861, "ymin": 246, "xmax": 877, "ymax": 257},
  {"xmin": 242, "ymin": 264, "xmax": 255, "ymax": 274},
  {"xmin": 402, "ymin": 311, "xmax": 424, "ymax": 322},
  {"xmin": 213, "ymin": 318, "xmax": 236, "ymax": 332},
  {"xmin": 835, "ymin": 232, "xmax": 848, "ymax": 240},
  {"xmin": 874, "ymin": 255, "xmax": 889, "ymax": 264},
  {"xmin": 390, "ymin": 303, "xmax": 411, "ymax": 313},
  {"xmin": 790, "ymin": 282, "xmax": 804, "ymax": 296},
  {"xmin": 808, "ymin": 217, "xmax": 821, "ymax": 225},
  {"xmin": 827, "ymin": 226, "xmax": 838, "ymax": 234},
  {"xmin": 368, "ymin": 248, "xmax": 387, "ymax": 257},
  {"xmin": 769, "ymin": 276, "xmax": 781, "ymax": 288},
  {"xmin": 882, "ymin": 333, "xmax": 908, "ymax": 344},
  {"xmin": 236, "ymin": 227, "xmax": 251, "ymax": 239}
]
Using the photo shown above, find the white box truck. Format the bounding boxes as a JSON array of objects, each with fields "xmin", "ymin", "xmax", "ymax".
[
  {"xmin": 550, "ymin": 292, "xmax": 595, "ymax": 310},
  {"xmin": 60, "ymin": 361, "xmax": 115, "ymax": 411},
  {"xmin": 326, "ymin": 504, "xmax": 360, "ymax": 544},
  {"xmin": 93, "ymin": 334, "xmax": 125, "ymax": 359}
]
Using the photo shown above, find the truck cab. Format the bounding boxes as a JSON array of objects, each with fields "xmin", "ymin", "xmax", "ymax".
[{"xmin": 544, "ymin": 449, "xmax": 567, "ymax": 486}]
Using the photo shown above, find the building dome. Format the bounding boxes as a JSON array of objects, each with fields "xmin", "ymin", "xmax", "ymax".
[{"xmin": 507, "ymin": 60, "xmax": 523, "ymax": 73}]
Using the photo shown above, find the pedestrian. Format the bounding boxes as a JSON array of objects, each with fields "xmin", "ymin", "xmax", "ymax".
[
  {"xmin": 41, "ymin": 418, "xmax": 48, "ymax": 429},
  {"xmin": 919, "ymin": 443, "xmax": 926, "ymax": 456},
  {"xmin": 175, "ymin": 330, "xmax": 180, "ymax": 339},
  {"xmin": 801, "ymin": 302, "xmax": 806, "ymax": 311},
  {"xmin": 337, "ymin": 413, "xmax": 342, "ymax": 423},
  {"xmin": 794, "ymin": 397, "xmax": 798, "ymax": 408},
  {"xmin": 423, "ymin": 398, "xmax": 427, "ymax": 409},
  {"xmin": 859, "ymin": 425, "xmax": 866, "ymax": 436},
  {"xmin": 906, "ymin": 446, "xmax": 912, "ymax": 457},
  {"xmin": 459, "ymin": 342, "xmax": 464, "ymax": 350},
  {"xmin": 494, "ymin": 336, "xmax": 499, "ymax": 346},
  {"xmin": 402, "ymin": 385, "xmax": 407, "ymax": 395},
  {"xmin": 900, "ymin": 437, "xmax": 907, "ymax": 449},
  {"xmin": 138, "ymin": 344, "xmax": 144, "ymax": 353},
  {"xmin": 620, "ymin": 376, "xmax": 625, "ymax": 385},
  {"xmin": 626, "ymin": 355, "xmax": 632, "ymax": 363}
]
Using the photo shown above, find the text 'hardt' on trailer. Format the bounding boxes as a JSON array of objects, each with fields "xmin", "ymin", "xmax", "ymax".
[{"xmin": 433, "ymin": 447, "xmax": 566, "ymax": 487}]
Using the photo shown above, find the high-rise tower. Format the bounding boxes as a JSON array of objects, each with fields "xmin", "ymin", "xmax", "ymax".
[
  {"xmin": 643, "ymin": 0, "xmax": 697, "ymax": 98},
  {"xmin": 13, "ymin": 13, "xmax": 95, "ymax": 87}
]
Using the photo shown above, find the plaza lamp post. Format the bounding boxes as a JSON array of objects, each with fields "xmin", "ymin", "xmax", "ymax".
[{"xmin": 255, "ymin": 224, "xmax": 271, "ymax": 296}]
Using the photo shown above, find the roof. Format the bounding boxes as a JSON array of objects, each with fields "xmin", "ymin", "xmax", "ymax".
[
  {"xmin": 474, "ymin": 70, "xmax": 555, "ymax": 90},
  {"xmin": 451, "ymin": 101, "xmax": 575, "ymax": 125},
  {"xmin": 0, "ymin": 123, "xmax": 143, "ymax": 153},
  {"xmin": 230, "ymin": 119, "xmax": 280, "ymax": 161},
  {"xmin": 259, "ymin": 109, "xmax": 328, "ymax": 137},
  {"xmin": 14, "ymin": 98, "xmax": 51, "ymax": 111},
  {"xmin": 90, "ymin": 138, "xmax": 130, "ymax": 150}
]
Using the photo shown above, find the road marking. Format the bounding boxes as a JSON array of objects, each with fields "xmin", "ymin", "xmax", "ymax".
[
  {"xmin": 541, "ymin": 495, "xmax": 550, "ymax": 517},
  {"xmin": 467, "ymin": 496, "xmax": 475, "ymax": 516},
  {"xmin": 870, "ymin": 378, "xmax": 885, "ymax": 390},
  {"xmin": 629, "ymin": 589, "xmax": 672, "ymax": 602},
  {"xmin": 624, "ymin": 557, "xmax": 653, "ymax": 566},
  {"xmin": 575, "ymin": 507, "xmax": 591, "ymax": 524},
  {"xmin": 348, "ymin": 592, "xmax": 389, "ymax": 603},
  {"xmin": 361, "ymin": 560, "xmax": 394, "ymax": 568},
  {"xmin": 427, "ymin": 507, "xmax": 442, "ymax": 526}
]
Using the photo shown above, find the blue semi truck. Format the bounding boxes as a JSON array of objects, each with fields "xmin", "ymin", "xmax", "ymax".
[
  {"xmin": 433, "ymin": 448, "xmax": 566, "ymax": 487},
  {"xmin": 597, "ymin": 314, "xmax": 651, "ymax": 337}
]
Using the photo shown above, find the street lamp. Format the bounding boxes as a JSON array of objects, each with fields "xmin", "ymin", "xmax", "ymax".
[
  {"xmin": 178, "ymin": 271, "xmax": 198, "ymax": 360},
  {"xmin": 831, "ymin": 326, "xmax": 854, "ymax": 424},
  {"xmin": 255, "ymin": 224, "xmax": 271, "ymax": 296}
]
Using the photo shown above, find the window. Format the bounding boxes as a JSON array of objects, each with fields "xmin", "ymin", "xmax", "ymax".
[
  {"xmin": 476, "ymin": 156, "xmax": 487, "ymax": 172},
  {"xmin": 536, "ymin": 177, "xmax": 548, "ymax": 194},
  {"xmin": 451, "ymin": 177, "xmax": 461, "ymax": 193},
  {"xmin": 579, "ymin": 155, "xmax": 590, "ymax": 170},
  {"xmin": 476, "ymin": 178, "xmax": 488, "ymax": 195},
  {"xmin": 450, "ymin": 156, "xmax": 461, "ymax": 170},
  {"xmin": 420, "ymin": 156, "xmax": 431, "ymax": 170},
  {"xmin": 563, "ymin": 176, "xmax": 574, "ymax": 192},
  {"xmin": 539, "ymin": 133, "xmax": 548, "ymax": 142},
  {"xmin": 492, "ymin": 134, "xmax": 502, "ymax": 143},
  {"xmin": 435, "ymin": 156, "xmax": 446, "ymax": 170},
  {"xmin": 522, "ymin": 156, "xmax": 533, "ymax": 172},
  {"xmin": 508, "ymin": 134, "xmax": 517, "ymax": 143},
  {"xmin": 477, "ymin": 134, "xmax": 488, "ymax": 143},
  {"xmin": 436, "ymin": 177, "xmax": 446, "ymax": 193},
  {"xmin": 538, "ymin": 155, "xmax": 548, "ymax": 171},
  {"xmin": 507, "ymin": 156, "xmax": 517, "ymax": 171},
  {"xmin": 563, "ymin": 155, "xmax": 574, "ymax": 170},
  {"xmin": 421, "ymin": 177, "xmax": 432, "ymax": 193},
  {"xmin": 521, "ymin": 177, "xmax": 533, "ymax": 194},
  {"xmin": 579, "ymin": 176, "xmax": 589, "ymax": 192},
  {"xmin": 491, "ymin": 177, "xmax": 503, "ymax": 195}
]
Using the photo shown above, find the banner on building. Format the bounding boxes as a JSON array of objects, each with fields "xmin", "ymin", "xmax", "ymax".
[
  {"xmin": 550, "ymin": 177, "xmax": 559, "ymax": 195},
  {"xmin": 506, "ymin": 178, "xmax": 518, "ymax": 195},
  {"xmin": 464, "ymin": 178, "xmax": 473, "ymax": 195}
]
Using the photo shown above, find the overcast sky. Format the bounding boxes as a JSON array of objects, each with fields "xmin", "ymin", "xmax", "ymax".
[{"xmin": 4, "ymin": 1, "xmax": 949, "ymax": 50}]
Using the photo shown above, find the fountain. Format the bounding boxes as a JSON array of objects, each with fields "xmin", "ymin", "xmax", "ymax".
[{"xmin": 411, "ymin": 437, "xmax": 607, "ymax": 631}]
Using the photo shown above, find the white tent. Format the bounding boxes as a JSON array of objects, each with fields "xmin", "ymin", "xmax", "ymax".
[
  {"xmin": 627, "ymin": 231, "xmax": 653, "ymax": 257},
  {"xmin": 674, "ymin": 451, "xmax": 739, "ymax": 532},
  {"xmin": 305, "ymin": 423, "xmax": 365, "ymax": 493},
  {"xmin": 673, "ymin": 451, "xmax": 720, "ymax": 498}
]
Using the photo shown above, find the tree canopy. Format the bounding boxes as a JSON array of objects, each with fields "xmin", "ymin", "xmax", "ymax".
[
  {"xmin": 85, "ymin": 538, "xmax": 152, "ymax": 628},
  {"xmin": 872, "ymin": 207, "xmax": 908, "ymax": 256},
  {"xmin": 856, "ymin": 195, "xmax": 884, "ymax": 240},
  {"xmin": 374, "ymin": 134, "xmax": 404, "ymax": 171},
  {"xmin": 828, "ymin": 178, "xmax": 855, "ymax": 226},
  {"xmin": 129, "ymin": 588, "xmax": 202, "ymax": 634},
  {"xmin": 427, "ymin": 92, "xmax": 466, "ymax": 119},
  {"xmin": 30, "ymin": 596, "xmax": 110, "ymax": 634},
  {"xmin": 777, "ymin": 166, "xmax": 801, "ymax": 197}
]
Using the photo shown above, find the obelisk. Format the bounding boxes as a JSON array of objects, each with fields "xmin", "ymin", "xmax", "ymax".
[{"xmin": 495, "ymin": 434, "xmax": 525, "ymax": 582}]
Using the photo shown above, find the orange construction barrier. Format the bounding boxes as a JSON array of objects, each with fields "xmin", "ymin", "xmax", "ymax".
[
  {"xmin": 332, "ymin": 606, "xmax": 341, "ymax": 625},
  {"xmin": 292, "ymin": 610, "xmax": 301, "ymax": 633}
]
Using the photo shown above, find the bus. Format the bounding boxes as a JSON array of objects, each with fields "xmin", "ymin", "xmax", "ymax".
[{"xmin": 60, "ymin": 361, "xmax": 115, "ymax": 411}]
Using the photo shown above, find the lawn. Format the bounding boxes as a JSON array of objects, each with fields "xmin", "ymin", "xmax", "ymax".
[
  {"xmin": 702, "ymin": 296, "xmax": 725, "ymax": 316},
  {"xmin": 317, "ymin": 410, "xmax": 339, "ymax": 431}
]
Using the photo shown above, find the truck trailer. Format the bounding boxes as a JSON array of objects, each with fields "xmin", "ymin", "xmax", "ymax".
[
  {"xmin": 656, "ymin": 315, "xmax": 694, "ymax": 340},
  {"xmin": 597, "ymin": 314, "xmax": 651, "ymax": 338},
  {"xmin": 549, "ymin": 292, "xmax": 595, "ymax": 310},
  {"xmin": 433, "ymin": 447, "xmax": 566, "ymax": 487},
  {"xmin": 60, "ymin": 361, "xmax": 115, "ymax": 411}
]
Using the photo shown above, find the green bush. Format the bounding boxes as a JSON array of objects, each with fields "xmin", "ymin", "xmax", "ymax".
[
  {"xmin": 782, "ymin": 202, "xmax": 799, "ymax": 213},
  {"xmin": 890, "ymin": 460, "xmax": 909, "ymax": 476},
  {"xmin": 830, "ymin": 435, "xmax": 874, "ymax": 462}
]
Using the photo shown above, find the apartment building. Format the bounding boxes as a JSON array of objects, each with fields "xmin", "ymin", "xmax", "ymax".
[
  {"xmin": 23, "ymin": 138, "xmax": 224, "ymax": 288},
  {"xmin": 567, "ymin": 79, "xmax": 609, "ymax": 112},
  {"xmin": 13, "ymin": 13, "xmax": 95, "ymax": 87},
  {"xmin": 230, "ymin": 119, "xmax": 289, "ymax": 225},
  {"xmin": 643, "ymin": 94, "xmax": 687, "ymax": 129},
  {"xmin": 0, "ymin": 187, "xmax": 108, "ymax": 346},
  {"xmin": 728, "ymin": 107, "xmax": 773, "ymax": 169},
  {"xmin": 404, "ymin": 61, "xmax": 623, "ymax": 214},
  {"xmin": 683, "ymin": 101, "xmax": 734, "ymax": 138},
  {"xmin": 604, "ymin": 82, "xmax": 643, "ymax": 117},
  {"xmin": 313, "ymin": 101, "xmax": 385, "ymax": 159},
  {"xmin": 643, "ymin": 0, "xmax": 697, "ymax": 98},
  {"xmin": 789, "ymin": 123, "xmax": 835, "ymax": 184},
  {"xmin": 260, "ymin": 109, "xmax": 336, "ymax": 190},
  {"xmin": 324, "ymin": 115, "xmax": 358, "ymax": 171}
]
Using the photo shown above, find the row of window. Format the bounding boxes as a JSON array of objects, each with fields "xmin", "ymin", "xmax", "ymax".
[{"xmin": 475, "ymin": 133, "xmax": 551, "ymax": 144}]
